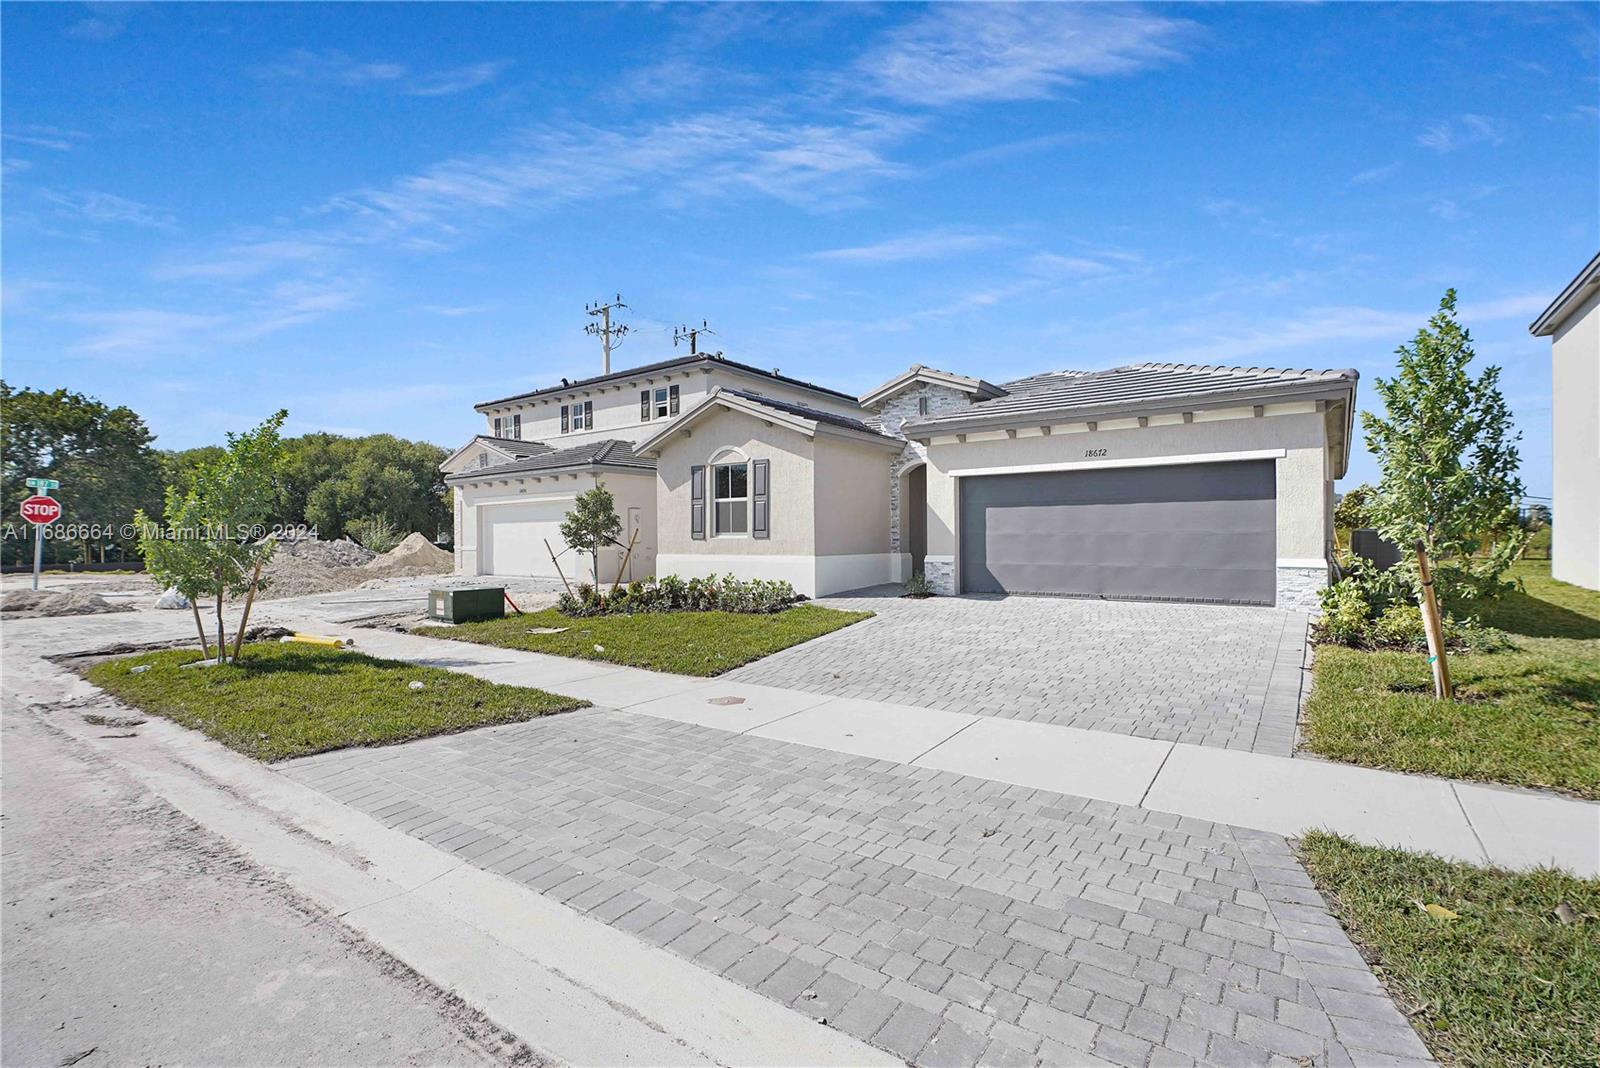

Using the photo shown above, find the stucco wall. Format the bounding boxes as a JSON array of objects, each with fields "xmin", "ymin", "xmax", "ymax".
[
  {"xmin": 655, "ymin": 407, "xmax": 817, "ymax": 558},
  {"xmin": 452, "ymin": 470, "xmax": 656, "ymax": 583},
  {"xmin": 1551, "ymin": 287, "xmax": 1600, "ymax": 589},
  {"xmin": 480, "ymin": 363, "xmax": 865, "ymax": 448},
  {"xmin": 921, "ymin": 409, "xmax": 1335, "ymax": 596},
  {"xmin": 813, "ymin": 435, "xmax": 893, "ymax": 557}
]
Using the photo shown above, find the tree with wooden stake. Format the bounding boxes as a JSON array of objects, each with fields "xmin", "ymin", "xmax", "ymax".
[
  {"xmin": 1413, "ymin": 539, "xmax": 1453, "ymax": 700},
  {"xmin": 559, "ymin": 481, "xmax": 623, "ymax": 588},
  {"xmin": 136, "ymin": 411, "xmax": 287, "ymax": 664},
  {"xmin": 1362, "ymin": 289, "xmax": 1527, "ymax": 611}
]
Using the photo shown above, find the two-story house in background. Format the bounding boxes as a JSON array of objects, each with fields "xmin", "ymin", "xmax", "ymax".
[{"xmin": 443, "ymin": 352, "xmax": 1359, "ymax": 608}]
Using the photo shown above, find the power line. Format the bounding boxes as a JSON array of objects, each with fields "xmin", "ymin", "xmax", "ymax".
[{"xmin": 673, "ymin": 319, "xmax": 716, "ymax": 356}]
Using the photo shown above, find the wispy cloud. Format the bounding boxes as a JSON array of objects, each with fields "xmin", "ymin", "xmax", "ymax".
[
  {"xmin": 67, "ymin": 278, "xmax": 361, "ymax": 356},
  {"xmin": 1350, "ymin": 162, "xmax": 1401, "ymax": 185},
  {"xmin": 41, "ymin": 189, "xmax": 175, "ymax": 228},
  {"xmin": 258, "ymin": 50, "xmax": 510, "ymax": 97},
  {"xmin": 153, "ymin": 238, "xmax": 337, "ymax": 282},
  {"xmin": 420, "ymin": 303, "xmax": 495, "ymax": 317},
  {"xmin": 810, "ymin": 228, "xmax": 1004, "ymax": 263},
  {"xmin": 66, "ymin": 3, "xmax": 139, "ymax": 42},
  {"xmin": 859, "ymin": 3, "xmax": 1190, "ymax": 105},
  {"xmin": 69, "ymin": 309, "xmax": 229, "ymax": 355},
  {"xmin": 3, "ymin": 124, "xmax": 87, "ymax": 151},
  {"xmin": 320, "ymin": 109, "xmax": 916, "ymax": 243},
  {"xmin": 1417, "ymin": 113, "xmax": 1507, "ymax": 152}
]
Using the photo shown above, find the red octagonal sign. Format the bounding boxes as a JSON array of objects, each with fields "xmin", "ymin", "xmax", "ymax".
[{"xmin": 20, "ymin": 495, "xmax": 61, "ymax": 525}]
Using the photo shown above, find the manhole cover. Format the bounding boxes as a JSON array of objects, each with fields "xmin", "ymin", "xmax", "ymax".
[{"xmin": 707, "ymin": 696, "xmax": 746, "ymax": 706}]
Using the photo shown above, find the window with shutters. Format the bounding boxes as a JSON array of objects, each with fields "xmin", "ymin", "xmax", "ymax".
[
  {"xmin": 653, "ymin": 387, "xmax": 670, "ymax": 419},
  {"xmin": 712, "ymin": 462, "xmax": 749, "ymax": 535}
]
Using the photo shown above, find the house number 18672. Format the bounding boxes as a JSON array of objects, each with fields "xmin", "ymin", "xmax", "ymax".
[{"xmin": 1084, "ymin": 448, "xmax": 1108, "ymax": 458}]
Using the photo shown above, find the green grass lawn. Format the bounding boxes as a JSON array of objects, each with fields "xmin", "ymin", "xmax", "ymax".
[
  {"xmin": 1299, "ymin": 832, "xmax": 1600, "ymax": 1068},
  {"xmin": 84, "ymin": 642, "xmax": 587, "ymax": 761},
  {"xmin": 418, "ymin": 604, "xmax": 873, "ymax": 676},
  {"xmin": 1303, "ymin": 561, "xmax": 1600, "ymax": 798}
]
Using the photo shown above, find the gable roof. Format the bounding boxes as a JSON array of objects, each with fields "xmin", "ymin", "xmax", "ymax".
[
  {"xmin": 439, "ymin": 434, "xmax": 553, "ymax": 473},
  {"xmin": 634, "ymin": 387, "xmax": 900, "ymax": 457},
  {"xmin": 904, "ymin": 362, "xmax": 1358, "ymax": 433},
  {"xmin": 1530, "ymin": 251, "xmax": 1600, "ymax": 337},
  {"xmin": 859, "ymin": 364, "xmax": 1007, "ymax": 408},
  {"xmin": 444, "ymin": 438, "xmax": 654, "ymax": 484},
  {"xmin": 474, "ymin": 353, "xmax": 856, "ymax": 412}
]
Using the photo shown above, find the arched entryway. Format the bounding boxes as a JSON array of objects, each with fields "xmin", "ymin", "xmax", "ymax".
[{"xmin": 897, "ymin": 462, "xmax": 927, "ymax": 580}]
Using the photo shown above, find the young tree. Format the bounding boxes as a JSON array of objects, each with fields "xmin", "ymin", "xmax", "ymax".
[
  {"xmin": 1362, "ymin": 290, "xmax": 1527, "ymax": 607},
  {"xmin": 560, "ymin": 481, "xmax": 622, "ymax": 587},
  {"xmin": 1333, "ymin": 483, "xmax": 1375, "ymax": 532},
  {"xmin": 137, "ymin": 411, "xmax": 287, "ymax": 663}
]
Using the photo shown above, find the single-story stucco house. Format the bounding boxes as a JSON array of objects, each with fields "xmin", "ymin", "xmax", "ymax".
[
  {"xmin": 443, "ymin": 353, "xmax": 1358, "ymax": 610},
  {"xmin": 1530, "ymin": 251, "xmax": 1600, "ymax": 591}
]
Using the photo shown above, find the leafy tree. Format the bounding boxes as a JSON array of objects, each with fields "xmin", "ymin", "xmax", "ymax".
[
  {"xmin": 1361, "ymin": 290, "xmax": 1527, "ymax": 608},
  {"xmin": 560, "ymin": 481, "xmax": 622, "ymax": 586},
  {"xmin": 281, "ymin": 433, "xmax": 449, "ymax": 539},
  {"xmin": 1, "ymin": 381, "xmax": 163, "ymax": 565},
  {"xmin": 138, "ymin": 411, "xmax": 287, "ymax": 663},
  {"xmin": 1333, "ymin": 483, "xmax": 1375, "ymax": 532}
]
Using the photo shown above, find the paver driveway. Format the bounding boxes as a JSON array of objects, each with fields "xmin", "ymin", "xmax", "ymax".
[
  {"xmin": 726, "ymin": 591, "xmax": 1310, "ymax": 756},
  {"xmin": 282, "ymin": 710, "xmax": 1429, "ymax": 1067}
]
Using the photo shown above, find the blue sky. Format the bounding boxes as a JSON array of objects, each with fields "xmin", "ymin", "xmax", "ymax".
[{"xmin": 3, "ymin": 2, "xmax": 1595, "ymax": 495}]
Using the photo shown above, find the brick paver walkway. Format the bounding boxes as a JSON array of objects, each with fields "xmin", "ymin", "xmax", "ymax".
[
  {"xmin": 725, "ymin": 593, "xmax": 1310, "ymax": 756},
  {"xmin": 281, "ymin": 711, "xmax": 1429, "ymax": 1067}
]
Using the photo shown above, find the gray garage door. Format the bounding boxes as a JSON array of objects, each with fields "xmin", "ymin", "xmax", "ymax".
[{"xmin": 959, "ymin": 460, "xmax": 1276, "ymax": 605}]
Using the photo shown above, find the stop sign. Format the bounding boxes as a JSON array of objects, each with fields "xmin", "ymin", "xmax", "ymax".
[{"xmin": 20, "ymin": 495, "xmax": 61, "ymax": 525}]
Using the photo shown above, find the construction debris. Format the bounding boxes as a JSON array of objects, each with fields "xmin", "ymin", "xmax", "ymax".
[
  {"xmin": 252, "ymin": 533, "xmax": 451, "ymax": 601},
  {"xmin": 155, "ymin": 587, "xmax": 191, "ymax": 610},
  {"xmin": 0, "ymin": 590, "xmax": 135, "ymax": 617}
]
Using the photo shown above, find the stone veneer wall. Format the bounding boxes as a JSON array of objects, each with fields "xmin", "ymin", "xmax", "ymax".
[
  {"xmin": 1275, "ymin": 566, "xmax": 1329, "ymax": 613},
  {"xmin": 875, "ymin": 383, "xmax": 973, "ymax": 557}
]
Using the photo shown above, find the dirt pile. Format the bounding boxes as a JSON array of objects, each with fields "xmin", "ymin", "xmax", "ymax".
[
  {"xmin": 359, "ymin": 533, "xmax": 453, "ymax": 581},
  {"xmin": 1, "ymin": 590, "xmax": 135, "ymax": 617},
  {"xmin": 273, "ymin": 536, "xmax": 376, "ymax": 568}
]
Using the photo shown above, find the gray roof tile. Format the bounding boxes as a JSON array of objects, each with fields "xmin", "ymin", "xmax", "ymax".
[
  {"xmin": 447, "ymin": 438, "xmax": 654, "ymax": 481},
  {"xmin": 723, "ymin": 390, "xmax": 894, "ymax": 438},
  {"xmin": 909, "ymin": 362, "xmax": 1357, "ymax": 430}
]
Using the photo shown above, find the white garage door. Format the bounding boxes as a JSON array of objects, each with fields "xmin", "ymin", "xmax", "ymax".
[{"xmin": 479, "ymin": 500, "xmax": 568, "ymax": 577}]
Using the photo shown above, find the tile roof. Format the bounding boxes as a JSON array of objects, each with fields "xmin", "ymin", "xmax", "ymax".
[
  {"xmin": 722, "ymin": 390, "xmax": 894, "ymax": 438},
  {"xmin": 476, "ymin": 435, "xmax": 553, "ymax": 458},
  {"xmin": 446, "ymin": 438, "xmax": 654, "ymax": 481},
  {"xmin": 475, "ymin": 353, "xmax": 856, "ymax": 410},
  {"xmin": 908, "ymin": 362, "xmax": 1358, "ymax": 430}
]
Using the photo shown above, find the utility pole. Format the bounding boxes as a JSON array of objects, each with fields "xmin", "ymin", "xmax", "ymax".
[
  {"xmin": 585, "ymin": 295, "xmax": 630, "ymax": 374},
  {"xmin": 673, "ymin": 320, "xmax": 715, "ymax": 356}
]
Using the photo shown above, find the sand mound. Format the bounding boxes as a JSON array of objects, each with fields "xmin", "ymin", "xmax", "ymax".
[
  {"xmin": 360, "ymin": 533, "xmax": 453, "ymax": 580},
  {"xmin": 1, "ymin": 589, "xmax": 135, "ymax": 616},
  {"xmin": 271, "ymin": 536, "xmax": 375, "ymax": 568}
]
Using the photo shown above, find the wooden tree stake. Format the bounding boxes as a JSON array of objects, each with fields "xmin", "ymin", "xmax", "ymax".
[
  {"xmin": 1413, "ymin": 539, "xmax": 1453, "ymax": 701},
  {"xmin": 230, "ymin": 557, "xmax": 266, "ymax": 662},
  {"xmin": 610, "ymin": 528, "xmax": 640, "ymax": 597},
  {"xmin": 544, "ymin": 538, "xmax": 574, "ymax": 597},
  {"xmin": 189, "ymin": 599, "xmax": 211, "ymax": 660}
]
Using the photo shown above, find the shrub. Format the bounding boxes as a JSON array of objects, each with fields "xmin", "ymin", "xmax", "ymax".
[
  {"xmin": 1370, "ymin": 603, "xmax": 1427, "ymax": 650},
  {"xmin": 902, "ymin": 572, "xmax": 935, "ymax": 598},
  {"xmin": 348, "ymin": 514, "xmax": 402, "ymax": 553},
  {"xmin": 1315, "ymin": 570, "xmax": 1510, "ymax": 653},
  {"xmin": 556, "ymin": 574, "xmax": 802, "ymax": 617},
  {"xmin": 1318, "ymin": 580, "xmax": 1372, "ymax": 646}
]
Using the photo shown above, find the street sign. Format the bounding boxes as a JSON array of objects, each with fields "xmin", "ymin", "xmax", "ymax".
[
  {"xmin": 24, "ymin": 477, "xmax": 60, "ymax": 491},
  {"xmin": 20, "ymin": 495, "xmax": 62, "ymax": 525}
]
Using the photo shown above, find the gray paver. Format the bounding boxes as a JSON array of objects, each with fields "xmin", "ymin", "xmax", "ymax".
[
  {"xmin": 725, "ymin": 592, "xmax": 1310, "ymax": 755},
  {"xmin": 281, "ymin": 709, "xmax": 1428, "ymax": 1067}
]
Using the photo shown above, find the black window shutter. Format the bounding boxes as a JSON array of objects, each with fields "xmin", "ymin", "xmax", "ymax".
[
  {"xmin": 560, "ymin": 405, "xmax": 569, "ymax": 433},
  {"xmin": 584, "ymin": 400, "xmax": 594, "ymax": 428},
  {"xmin": 640, "ymin": 390, "xmax": 650, "ymax": 420},
  {"xmin": 669, "ymin": 384, "xmax": 680, "ymax": 415},
  {"xmin": 493, "ymin": 417, "xmax": 501, "ymax": 437},
  {"xmin": 690, "ymin": 465, "xmax": 706, "ymax": 540},
  {"xmin": 751, "ymin": 459, "xmax": 769, "ymax": 539}
]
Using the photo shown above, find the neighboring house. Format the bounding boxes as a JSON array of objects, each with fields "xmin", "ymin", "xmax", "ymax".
[
  {"xmin": 445, "ymin": 355, "xmax": 1358, "ymax": 609},
  {"xmin": 1530, "ymin": 251, "xmax": 1600, "ymax": 591}
]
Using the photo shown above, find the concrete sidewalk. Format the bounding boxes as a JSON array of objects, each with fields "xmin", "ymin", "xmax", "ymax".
[{"xmin": 328, "ymin": 625, "xmax": 1600, "ymax": 877}]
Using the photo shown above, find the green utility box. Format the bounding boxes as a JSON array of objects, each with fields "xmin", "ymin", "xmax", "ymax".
[{"xmin": 427, "ymin": 587, "xmax": 505, "ymax": 624}]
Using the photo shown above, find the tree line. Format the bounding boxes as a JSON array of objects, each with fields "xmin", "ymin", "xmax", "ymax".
[{"xmin": 1, "ymin": 380, "xmax": 451, "ymax": 567}]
